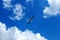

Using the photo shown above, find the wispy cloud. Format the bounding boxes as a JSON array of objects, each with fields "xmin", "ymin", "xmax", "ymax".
[
  {"xmin": 3, "ymin": 0, "xmax": 25, "ymax": 21},
  {"xmin": 0, "ymin": 22, "xmax": 47, "ymax": 40},
  {"xmin": 43, "ymin": 0, "xmax": 60, "ymax": 18},
  {"xmin": 3, "ymin": 0, "xmax": 12, "ymax": 9},
  {"xmin": 10, "ymin": 4, "xmax": 25, "ymax": 21},
  {"xmin": 26, "ymin": 0, "xmax": 33, "ymax": 3},
  {"xmin": 26, "ymin": 0, "xmax": 34, "ymax": 6}
]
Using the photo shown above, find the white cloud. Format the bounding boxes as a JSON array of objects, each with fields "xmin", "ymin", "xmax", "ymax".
[
  {"xmin": 3, "ymin": 0, "xmax": 13, "ymax": 9},
  {"xmin": 10, "ymin": 4, "xmax": 25, "ymax": 21},
  {"xmin": 0, "ymin": 22, "xmax": 47, "ymax": 40},
  {"xmin": 43, "ymin": 0, "xmax": 60, "ymax": 18},
  {"xmin": 3, "ymin": 0, "xmax": 25, "ymax": 21}
]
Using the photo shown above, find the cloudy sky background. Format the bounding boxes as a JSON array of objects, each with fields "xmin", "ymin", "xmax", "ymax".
[{"xmin": 0, "ymin": 0, "xmax": 60, "ymax": 40}]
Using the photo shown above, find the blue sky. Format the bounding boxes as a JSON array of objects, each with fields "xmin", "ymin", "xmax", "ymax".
[{"xmin": 0, "ymin": 0, "xmax": 60, "ymax": 40}]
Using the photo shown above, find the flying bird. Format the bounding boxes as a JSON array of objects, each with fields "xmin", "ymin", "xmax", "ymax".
[{"xmin": 27, "ymin": 16, "xmax": 34, "ymax": 24}]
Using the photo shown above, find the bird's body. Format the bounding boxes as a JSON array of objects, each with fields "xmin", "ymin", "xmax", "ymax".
[{"xmin": 27, "ymin": 16, "xmax": 34, "ymax": 24}]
